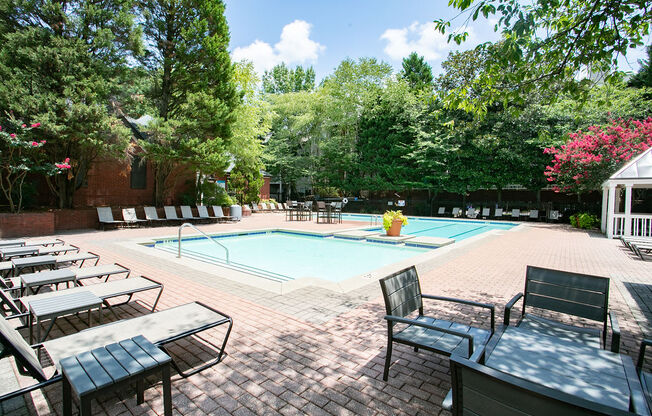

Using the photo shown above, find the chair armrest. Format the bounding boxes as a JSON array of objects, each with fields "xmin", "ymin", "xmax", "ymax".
[
  {"xmin": 421, "ymin": 294, "xmax": 495, "ymax": 332},
  {"xmin": 636, "ymin": 339, "xmax": 652, "ymax": 369},
  {"xmin": 503, "ymin": 293, "xmax": 523, "ymax": 326},
  {"xmin": 384, "ymin": 315, "xmax": 476, "ymax": 357},
  {"xmin": 609, "ymin": 311, "xmax": 621, "ymax": 353}
]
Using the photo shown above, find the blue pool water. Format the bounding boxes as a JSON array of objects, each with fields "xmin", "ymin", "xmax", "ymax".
[
  {"xmin": 154, "ymin": 231, "xmax": 428, "ymax": 282},
  {"xmin": 340, "ymin": 214, "xmax": 515, "ymax": 240}
]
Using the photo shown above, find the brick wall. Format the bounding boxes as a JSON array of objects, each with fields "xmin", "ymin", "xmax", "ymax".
[
  {"xmin": 260, "ymin": 176, "xmax": 271, "ymax": 200},
  {"xmin": 0, "ymin": 212, "xmax": 55, "ymax": 237}
]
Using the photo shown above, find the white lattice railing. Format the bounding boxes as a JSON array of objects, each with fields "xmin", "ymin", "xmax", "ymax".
[{"xmin": 611, "ymin": 214, "xmax": 652, "ymax": 238}]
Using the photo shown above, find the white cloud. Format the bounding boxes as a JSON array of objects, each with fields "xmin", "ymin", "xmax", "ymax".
[
  {"xmin": 380, "ymin": 21, "xmax": 475, "ymax": 62},
  {"xmin": 232, "ymin": 20, "xmax": 325, "ymax": 75}
]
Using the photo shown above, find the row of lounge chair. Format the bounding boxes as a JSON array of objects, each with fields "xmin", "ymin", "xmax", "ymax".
[
  {"xmin": 97, "ymin": 205, "xmax": 236, "ymax": 230},
  {"xmin": 438, "ymin": 207, "xmax": 560, "ymax": 221},
  {"xmin": 380, "ymin": 265, "xmax": 651, "ymax": 414},
  {"xmin": 621, "ymin": 236, "xmax": 652, "ymax": 261},
  {"xmin": 0, "ymin": 236, "xmax": 233, "ymax": 411}
]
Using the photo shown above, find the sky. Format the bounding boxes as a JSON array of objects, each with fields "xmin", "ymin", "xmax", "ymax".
[{"xmin": 224, "ymin": 0, "xmax": 649, "ymax": 82}]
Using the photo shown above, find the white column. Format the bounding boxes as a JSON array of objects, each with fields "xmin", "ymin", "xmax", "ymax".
[
  {"xmin": 606, "ymin": 185, "xmax": 616, "ymax": 238},
  {"xmin": 601, "ymin": 187, "xmax": 608, "ymax": 233},
  {"xmin": 624, "ymin": 184, "xmax": 633, "ymax": 236}
]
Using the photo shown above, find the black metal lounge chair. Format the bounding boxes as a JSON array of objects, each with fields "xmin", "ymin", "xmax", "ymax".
[
  {"xmin": 504, "ymin": 265, "xmax": 620, "ymax": 352},
  {"xmin": 445, "ymin": 352, "xmax": 643, "ymax": 415},
  {"xmin": 0, "ymin": 302, "xmax": 232, "ymax": 403},
  {"xmin": 96, "ymin": 207, "xmax": 125, "ymax": 230},
  {"xmin": 379, "ymin": 266, "xmax": 495, "ymax": 381}
]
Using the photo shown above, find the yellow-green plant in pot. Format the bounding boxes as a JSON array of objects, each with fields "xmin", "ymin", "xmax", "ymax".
[{"xmin": 383, "ymin": 210, "xmax": 408, "ymax": 236}]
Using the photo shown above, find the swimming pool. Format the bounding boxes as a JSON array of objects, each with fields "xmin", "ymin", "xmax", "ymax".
[
  {"xmin": 153, "ymin": 231, "xmax": 429, "ymax": 283},
  {"xmin": 340, "ymin": 214, "xmax": 515, "ymax": 240}
]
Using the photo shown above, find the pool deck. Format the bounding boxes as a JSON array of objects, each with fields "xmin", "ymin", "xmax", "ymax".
[{"xmin": 2, "ymin": 213, "xmax": 652, "ymax": 415}]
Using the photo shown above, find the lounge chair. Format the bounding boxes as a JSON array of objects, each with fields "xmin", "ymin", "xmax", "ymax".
[
  {"xmin": 260, "ymin": 202, "xmax": 270, "ymax": 212},
  {"xmin": 180, "ymin": 206, "xmax": 210, "ymax": 224},
  {"xmin": 196, "ymin": 205, "xmax": 220, "ymax": 222},
  {"xmin": 511, "ymin": 209, "xmax": 521, "ymax": 219},
  {"xmin": 504, "ymin": 265, "xmax": 620, "ymax": 352},
  {"xmin": 0, "ymin": 302, "xmax": 233, "ymax": 402},
  {"xmin": 143, "ymin": 206, "xmax": 169, "ymax": 226},
  {"xmin": 494, "ymin": 208, "xmax": 503, "ymax": 218},
  {"xmin": 163, "ymin": 206, "xmax": 186, "ymax": 224},
  {"xmin": 212, "ymin": 206, "xmax": 235, "ymax": 222},
  {"xmin": 55, "ymin": 252, "xmax": 100, "ymax": 268},
  {"xmin": 481, "ymin": 208, "xmax": 490, "ymax": 218},
  {"xmin": 452, "ymin": 207, "xmax": 461, "ymax": 217},
  {"xmin": 38, "ymin": 245, "xmax": 79, "ymax": 256},
  {"xmin": 466, "ymin": 208, "xmax": 479, "ymax": 219},
  {"xmin": 528, "ymin": 209, "xmax": 539, "ymax": 221},
  {"xmin": 379, "ymin": 266, "xmax": 494, "ymax": 381},
  {"xmin": 249, "ymin": 203, "xmax": 260, "ymax": 213},
  {"xmin": 548, "ymin": 210, "xmax": 560, "ymax": 222},
  {"xmin": 444, "ymin": 352, "xmax": 642, "ymax": 415},
  {"xmin": 437, "ymin": 207, "xmax": 446, "ymax": 216},
  {"xmin": 122, "ymin": 208, "xmax": 147, "ymax": 227},
  {"xmin": 96, "ymin": 207, "xmax": 125, "ymax": 230}
]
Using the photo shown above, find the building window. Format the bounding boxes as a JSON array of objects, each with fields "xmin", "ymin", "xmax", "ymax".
[{"xmin": 130, "ymin": 156, "xmax": 147, "ymax": 189}]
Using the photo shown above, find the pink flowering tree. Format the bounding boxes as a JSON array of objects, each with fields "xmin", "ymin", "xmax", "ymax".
[
  {"xmin": 0, "ymin": 117, "xmax": 71, "ymax": 213},
  {"xmin": 544, "ymin": 118, "xmax": 652, "ymax": 194}
]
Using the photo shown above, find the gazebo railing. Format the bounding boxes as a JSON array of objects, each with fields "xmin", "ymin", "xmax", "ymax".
[{"xmin": 611, "ymin": 214, "xmax": 652, "ymax": 238}]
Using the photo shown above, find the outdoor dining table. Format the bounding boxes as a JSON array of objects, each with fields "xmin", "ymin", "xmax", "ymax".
[{"xmin": 484, "ymin": 326, "xmax": 648, "ymax": 413}]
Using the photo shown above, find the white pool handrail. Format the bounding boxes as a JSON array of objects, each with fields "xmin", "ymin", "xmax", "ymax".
[{"xmin": 178, "ymin": 222, "xmax": 230, "ymax": 264}]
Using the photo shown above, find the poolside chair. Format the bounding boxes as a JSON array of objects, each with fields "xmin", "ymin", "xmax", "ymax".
[
  {"xmin": 96, "ymin": 207, "xmax": 125, "ymax": 230},
  {"xmin": 466, "ymin": 208, "xmax": 479, "ymax": 219},
  {"xmin": 0, "ymin": 302, "xmax": 232, "ymax": 402},
  {"xmin": 511, "ymin": 209, "xmax": 521, "ymax": 219},
  {"xmin": 504, "ymin": 265, "xmax": 620, "ymax": 352},
  {"xmin": 481, "ymin": 208, "xmax": 490, "ymax": 219},
  {"xmin": 163, "ymin": 206, "xmax": 186, "ymax": 224},
  {"xmin": 196, "ymin": 205, "xmax": 220, "ymax": 223},
  {"xmin": 452, "ymin": 207, "xmax": 461, "ymax": 217},
  {"xmin": 548, "ymin": 210, "xmax": 560, "ymax": 222},
  {"xmin": 379, "ymin": 266, "xmax": 494, "ymax": 381},
  {"xmin": 494, "ymin": 208, "xmax": 503, "ymax": 218},
  {"xmin": 143, "ymin": 206, "xmax": 169, "ymax": 226},
  {"xmin": 528, "ymin": 209, "xmax": 539, "ymax": 221},
  {"xmin": 444, "ymin": 354, "xmax": 639, "ymax": 416},
  {"xmin": 212, "ymin": 206, "xmax": 236, "ymax": 222},
  {"xmin": 180, "ymin": 205, "xmax": 210, "ymax": 224},
  {"xmin": 437, "ymin": 207, "xmax": 446, "ymax": 216},
  {"xmin": 249, "ymin": 203, "xmax": 260, "ymax": 213},
  {"xmin": 122, "ymin": 208, "xmax": 147, "ymax": 227},
  {"xmin": 5, "ymin": 263, "xmax": 131, "ymax": 289}
]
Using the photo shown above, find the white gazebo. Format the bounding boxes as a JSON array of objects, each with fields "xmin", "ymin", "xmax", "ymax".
[{"xmin": 602, "ymin": 147, "xmax": 652, "ymax": 238}]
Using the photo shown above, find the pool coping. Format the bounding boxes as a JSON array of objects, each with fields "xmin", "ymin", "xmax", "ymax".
[{"xmin": 120, "ymin": 221, "xmax": 523, "ymax": 295}]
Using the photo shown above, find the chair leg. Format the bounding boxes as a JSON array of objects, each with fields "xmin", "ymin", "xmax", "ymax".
[{"xmin": 383, "ymin": 339, "xmax": 393, "ymax": 381}]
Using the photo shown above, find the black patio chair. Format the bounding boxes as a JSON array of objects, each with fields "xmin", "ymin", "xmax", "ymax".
[
  {"xmin": 504, "ymin": 265, "xmax": 620, "ymax": 352},
  {"xmin": 379, "ymin": 266, "xmax": 495, "ymax": 381}
]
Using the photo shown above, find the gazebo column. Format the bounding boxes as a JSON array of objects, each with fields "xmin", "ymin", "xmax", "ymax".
[
  {"xmin": 624, "ymin": 184, "xmax": 633, "ymax": 236},
  {"xmin": 606, "ymin": 184, "xmax": 617, "ymax": 238},
  {"xmin": 601, "ymin": 187, "xmax": 608, "ymax": 233}
]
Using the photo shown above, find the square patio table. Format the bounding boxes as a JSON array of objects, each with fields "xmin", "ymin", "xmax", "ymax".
[
  {"xmin": 20, "ymin": 268, "xmax": 77, "ymax": 296},
  {"xmin": 12, "ymin": 255, "xmax": 56, "ymax": 276},
  {"xmin": 485, "ymin": 326, "xmax": 646, "ymax": 413},
  {"xmin": 26, "ymin": 290, "xmax": 102, "ymax": 344},
  {"xmin": 61, "ymin": 335, "xmax": 172, "ymax": 416},
  {"xmin": 0, "ymin": 246, "xmax": 39, "ymax": 260}
]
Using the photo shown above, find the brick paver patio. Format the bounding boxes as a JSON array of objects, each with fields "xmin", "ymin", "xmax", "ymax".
[{"xmin": 2, "ymin": 213, "xmax": 651, "ymax": 415}]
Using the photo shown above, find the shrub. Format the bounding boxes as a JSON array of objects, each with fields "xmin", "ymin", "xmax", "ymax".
[
  {"xmin": 383, "ymin": 210, "xmax": 408, "ymax": 231},
  {"xmin": 569, "ymin": 213, "xmax": 599, "ymax": 229}
]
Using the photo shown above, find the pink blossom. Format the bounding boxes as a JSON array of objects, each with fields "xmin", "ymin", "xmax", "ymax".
[
  {"xmin": 64, "ymin": 157, "xmax": 70, "ymax": 163},
  {"xmin": 21, "ymin": 124, "xmax": 26, "ymax": 128},
  {"xmin": 9, "ymin": 133, "xmax": 15, "ymax": 138},
  {"xmin": 31, "ymin": 141, "xmax": 38, "ymax": 146},
  {"xmin": 31, "ymin": 123, "xmax": 40, "ymax": 128},
  {"xmin": 40, "ymin": 140, "xmax": 46, "ymax": 144}
]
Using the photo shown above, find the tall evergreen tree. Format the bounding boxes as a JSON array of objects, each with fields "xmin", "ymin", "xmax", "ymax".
[
  {"xmin": 0, "ymin": 0, "xmax": 141, "ymax": 208},
  {"xmin": 400, "ymin": 52, "xmax": 434, "ymax": 91},
  {"xmin": 629, "ymin": 45, "xmax": 652, "ymax": 89}
]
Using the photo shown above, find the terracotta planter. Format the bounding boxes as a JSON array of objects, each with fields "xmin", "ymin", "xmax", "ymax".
[{"xmin": 386, "ymin": 219, "xmax": 403, "ymax": 236}]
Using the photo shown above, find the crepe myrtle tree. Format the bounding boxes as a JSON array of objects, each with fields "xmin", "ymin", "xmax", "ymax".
[
  {"xmin": 544, "ymin": 117, "xmax": 652, "ymax": 194},
  {"xmin": 0, "ymin": 117, "xmax": 71, "ymax": 212}
]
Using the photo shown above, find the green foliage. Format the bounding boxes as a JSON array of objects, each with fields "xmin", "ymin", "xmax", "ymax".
[
  {"xmin": 199, "ymin": 181, "xmax": 234, "ymax": 206},
  {"xmin": 569, "ymin": 213, "xmax": 599, "ymax": 229},
  {"xmin": 262, "ymin": 63, "xmax": 316, "ymax": 94},
  {"xmin": 382, "ymin": 210, "xmax": 408, "ymax": 231},
  {"xmin": 628, "ymin": 45, "xmax": 652, "ymax": 89},
  {"xmin": 229, "ymin": 166, "xmax": 264, "ymax": 205},
  {"xmin": 312, "ymin": 186, "xmax": 340, "ymax": 198},
  {"xmin": 434, "ymin": 0, "xmax": 651, "ymax": 115},
  {"xmin": 400, "ymin": 52, "xmax": 434, "ymax": 91}
]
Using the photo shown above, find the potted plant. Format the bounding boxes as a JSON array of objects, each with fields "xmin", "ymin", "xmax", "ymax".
[{"xmin": 383, "ymin": 210, "xmax": 408, "ymax": 236}]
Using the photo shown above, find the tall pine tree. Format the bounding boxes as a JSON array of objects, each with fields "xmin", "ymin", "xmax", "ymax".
[{"xmin": 400, "ymin": 52, "xmax": 434, "ymax": 91}]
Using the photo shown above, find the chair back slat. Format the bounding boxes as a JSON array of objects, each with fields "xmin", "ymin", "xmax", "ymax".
[
  {"xmin": 96, "ymin": 207, "xmax": 114, "ymax": 222},
  {"xmin": 379, "ymin": 266, "xmax": 423, "ymax": 317},
  {"xmin": 524, "ymin": 266, "xmax": 609, "ymax": 322},
  {"xmin": 164, "ymin": 206, "xmax": 179, "ymax": 220},
  {"xmin": 144, "ymin": 206, "xmax": 159, "ymax": 220}
]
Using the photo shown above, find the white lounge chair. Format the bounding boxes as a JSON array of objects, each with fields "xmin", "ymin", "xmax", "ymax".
[
  {"xmin": 494, "ymin": 208, "xmax": 504, "ymax": 218},
  {"xmin": 482, "ymin": 208, "xmax": 490, "ymax": 218},
  {"xmin": 144, "ymin": 206, "xmax": 169, "ymax": 226},
  {"xmin": 437, "ymin": 207, "xmax": 446, "ymax": 216},
  {"xmin": 122, "ymin": 208, "xmax": 147, "ymax": 227},
  {"xmin": 511, "ymin": 209, "xmax": 521, "ymax": 219},
  {"xmin": 549, "ymin": 210, "xmax": 560, "ymax": 221},
  {"xmin": 180, "ymin": 205, "xmax": 209, "ymax": 223},
  {"xmin": 529, "ymin": 210, "xmax": 539, "ymax": 221},
  {"xmin": 452, "ymin": 207, "xmax": 461, "ymax": 217},
  {"xmin": 466, "ymin": 208, "xmax": 479, "ymax": 219},
  {"xmin": 163, "ymin": 206, "xmax": 185, "ymax": 224},
  {"xmin": 96, "ymin": 207, "xmax": 125, "ymax": 230}
]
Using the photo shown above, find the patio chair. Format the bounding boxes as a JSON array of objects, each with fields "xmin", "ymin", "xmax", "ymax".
[
  {"xmin": 481, "ymin": 208, "xmax": 490, "ymax": 218},
  {"xmin": 504, "ymin": 265, "xmax": 620, "ymax": 352},
  {"xmin": 437, "ymin": 207, "xmax": 446, "ymax": 216},
  {"xmin": 122, "ymin": 208, "xmax": 147, "ymax": 227},
  {"xmin": 316, "ymin": 201, "xmax": 329, "ymax": 223},
  {"xmin": 0, "ymin": 302, "xmax": 233, "ymax": 402},
  {"xmin": 528, "ymin": 209, "xmax": 539, "ymax": 221},
  {"xmin": 180, "ymin": 206, "xmax": 210, "ymax": 224},
  {"xmin": 196, "ymin": 205, "xmax": 220, "ymax": 223},
  {"xmin": 452, "ymin": 207, "xmax": 462, "ymax": 217},
  {"xmin": 163, "ymin": 206, "xmax": 186, "ymax": 224},
  {"xmin": 466, "ymin": 208, "xmax": 479, "ymax": 219},
  {"xmin": 444, "ymin": 354, "xmax": 638, "ymax": 416},
  {"xmin": 96, "ymin": 207, "xmax": 125, "ymax": 230},
  {"xmin": 379, "ymin": 266, "xmax": 495, "ymax": 381},
  {"xmin": 143, "ymin": 206, "xmax": 169, "ymax": 226},
  {"xmin": 548, "ymin": 210, "xmax": 560, "ymax": 222},
  {"xmin": 494, "ymin": 208, "xmax": 504, "ymax": 218},
  {"xmin": 212, "ymin": 206, "xmax": 236, "ymax": 222},
  {"xmin": 511, "ymin": 208, "xmax": 521, "ymax": 219},
  {"xmin": 637, "ymin": 339, "xmax": 652, "ymax": 410},
  {"xmin": 249, "ymin": 203, "xmax": 260, "ymax": 213}
]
